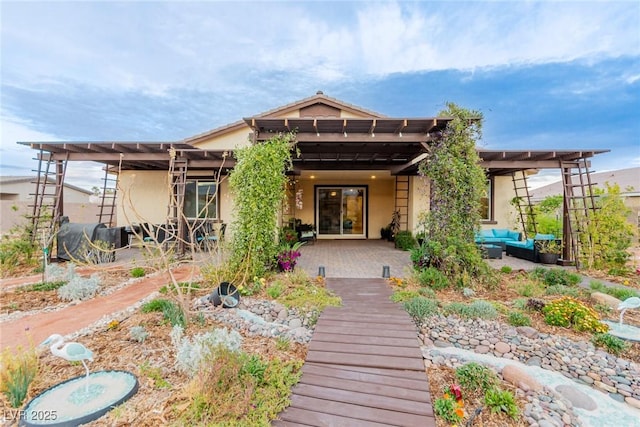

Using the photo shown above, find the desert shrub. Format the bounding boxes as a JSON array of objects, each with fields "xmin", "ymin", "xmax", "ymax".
[
  {"xmin": 0, "ymin": 346, "xmax": 38, "ymax": 407},
  {"xmin": 394, "ymin": 231, "xmax": 417, "ymax": 251},
  {"xmin": 512, "ymin": 298, "xmax": 527, "ymax": 310},
  {"xmin": 418, "ymin": 287, "xmax": 436, "ymax": 298},
  {"xmin": 141, "ymin": 298, "xmax": 186, "ymax": 327},
  {"xmin": 455, "ymin": 362, "xmax": 498, "ymax": 392},
  {"xmin": 417, "ymin": 267, "xmax": 449, "ymax": 290},
  {"xmin": 484, "ymin": 388, "xmax": 519, "ymax": 419},
  {"xmin": 500, "ymin": 265, "xmax": 513, "ymax": 274},
  {"xmin": 57, "ymin": 273, "xmax": 100, "ymax": 301},
  {"xmin": 131, "ymin": 267, "xmax": 146, "ymax": 278},
  {"xmin": 170, "ymin": 325, "xmax": 242, "ymax": 376},
  {"xmin": 543, "ymin": 297, "xmax": 608, "ymax": 333},
  {"xmin": 516, "ymin": 281, "xmax": 544, "ymax": 298},
  {"xmin": 592, "ymin": 333, "xmax": 629, "ymax": 355},
  {"xmin": 443, "ymin": 300, "xmax": 498, "ymax": 320},
  {"xmin": 275, "ymin": 271, "xmax": 341, "ymax": 316},
  {"xmin": 129, "ymin": 326, "xmax": 149, "ymax": 343},
  {"xmin": 403, "ymin": 297, "xmax": 439, "ymax": 320},
  {"xmin": 462, "ymin": 287, "xmax": 476, "ymax": 298},
  {"xmin": 546, "ymin": 285, "xmax": 582, "ymax": 298},
  {"xmin": 507, "ymin": 311, "xmax": 532, "ymax": 327},
  {"xmin": 390, "ymin": 289, "xmax": 421, "ymax": 303},
  {"xmin": 0, "ymin": 233, "xmax": 39, "ymax": 278}
]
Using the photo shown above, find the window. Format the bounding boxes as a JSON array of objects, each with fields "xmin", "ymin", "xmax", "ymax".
[
  {"xmin": 480, "ymin": 177, "xmax": 493, "ymax": 221},
  {"xmin": 184, "ymin": 181, "xmax": 217, "ymax": 219}
]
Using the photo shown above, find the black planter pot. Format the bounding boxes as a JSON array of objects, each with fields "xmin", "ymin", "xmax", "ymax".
[{"xmin": 539, "ymin": 253, "xmax": 559, "ymax": 265}]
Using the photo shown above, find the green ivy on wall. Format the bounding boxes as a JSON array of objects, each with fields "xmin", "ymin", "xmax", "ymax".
[
  {"xmin": 418, "ymin": 103, "xmax": 490, "ymax": 286},
  {"xmin": 228, "ymin": 132, "xmax": 296, "ymax": 283}
]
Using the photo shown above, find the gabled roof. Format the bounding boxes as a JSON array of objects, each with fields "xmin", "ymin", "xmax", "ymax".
[{"xmin": 183, "ymin": 91, "xmax": 385, "ymax": 146}]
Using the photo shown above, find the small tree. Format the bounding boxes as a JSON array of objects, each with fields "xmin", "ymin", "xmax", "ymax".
[
  {"xmin": 417, "ymin": 103, "xmax": 489, "ymax": 286},
  {"xmin": 228, "ymin": 133, "xmax": 296, "ymax": 284},
  {"xmin": 581, "ymin": 183, "xmax": 635, "ymax": 272}
]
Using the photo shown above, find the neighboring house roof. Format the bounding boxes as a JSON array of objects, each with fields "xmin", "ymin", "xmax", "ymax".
[
  {"xmin": 0, "ymin": 176, "xmax": 92, "ymax": 195},
  {"xmin": 530, "ymin": 167, "xmax": 640, "ymax": 200}
]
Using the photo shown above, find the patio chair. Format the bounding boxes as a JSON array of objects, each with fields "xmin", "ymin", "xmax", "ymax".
[{"xmin": 195, "ymin": 222, "xmax": 226, "ymax": 249}]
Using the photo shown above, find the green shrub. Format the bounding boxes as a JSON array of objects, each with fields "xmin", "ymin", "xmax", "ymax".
[
  {"xmin": 131, "ymin": 267, "xmax": 146, "ymax": 278},
  {"xmin": 455, "ymin": 362, "xmax": 498, "ymax": 392},
  {"xmin": 605, "ymin": 287, "xmax": 639, "ymax": 301},
  {"xmin": 592, "ymin": 333, "xmax": 629, "ymax": 355},
  {"xmin": 433, "ymin": 394, "xmax": 463, "ymax": 423},
  {"xmin": 542, "ymin": 297, "xmax": 608, "ymax": 333},
  {"xmin": 589, "ymin": 281, "xmax": 605, "ymax": 291},
  {"xmin": 484, "ymin": 388, "xmax": 519, "ymax": 419},
  {"xmin": 417, "ymin": 267, "xmax": 449, "ymax": 290},
  {"xmin": 394, "ymin": 231, "xmax": 417, "ymax": 251},
  {"xmin": 390, "ymin": 289, "xmax": 421, "ymax": 303},
  {"xmin": 403, "ymin": 297, "xmax": 439, "ymax": 319},
  {"xmin": 17, "ymin": 281, "xmax": 66, "ymax": 293},
  {"xmin": 142, "ymin": 298, "xmax": 186, "ymax": 328},
  {"xmin": 500, "ymin": 265, "xmax": 513, "ymax": 274},
  {"xmin": 266, "ymin": 282, "xmax": 284, "ymax": 299},
  {"xmin": 507, "ymin": 311, "xmax": 532, "ymax": 327}
]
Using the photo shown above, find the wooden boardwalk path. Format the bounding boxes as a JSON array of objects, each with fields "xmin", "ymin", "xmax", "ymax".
[{"xmin": 275, "ymin": 278, "xmax": 435, "ymax": 427}]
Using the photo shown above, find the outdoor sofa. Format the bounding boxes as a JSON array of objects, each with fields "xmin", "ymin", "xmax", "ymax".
[
  {"xmin": 474, "ymin": 228, "xmax": 522, "ymax": 250},
  {"xmin": 505, "ymin": 233, "xmax": 559, "ymax": 263}
]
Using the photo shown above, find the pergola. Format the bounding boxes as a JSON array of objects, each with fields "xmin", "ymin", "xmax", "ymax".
[{"xmin": 20, "ymin": 122, "xmax": 608, "ymax": 263}]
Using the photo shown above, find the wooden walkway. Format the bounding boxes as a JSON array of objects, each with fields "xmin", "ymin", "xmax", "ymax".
[{"xmin": 275, "ymin": 278, "xmax": 435, "ymax": 427}]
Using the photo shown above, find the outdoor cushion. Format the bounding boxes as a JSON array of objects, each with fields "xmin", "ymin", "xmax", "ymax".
[
  {"xmin": 506, "ymin": 239, "xmax": 534, "ymax": 249},
  {"xmin": 493, "ymin": 229, "xmax": 510, "ymax": 238},
  {"xmin": 480, "ymin": 229, "xmax": 494, "ymax": 238}
]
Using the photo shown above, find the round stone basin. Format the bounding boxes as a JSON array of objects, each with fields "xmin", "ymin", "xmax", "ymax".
[{"xmin": 21, "ymin": 370, "xmax": 138, "ymax": 427}]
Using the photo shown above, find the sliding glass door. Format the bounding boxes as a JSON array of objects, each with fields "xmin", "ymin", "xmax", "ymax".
[{"xmin": 317, "ymin": 187, "xmax": 366, "ymax": 238}]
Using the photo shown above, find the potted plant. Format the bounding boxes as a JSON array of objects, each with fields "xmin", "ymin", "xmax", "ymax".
[{"xmin": 536, "ymin": 239, "xmax": 562, "ymax": 264}]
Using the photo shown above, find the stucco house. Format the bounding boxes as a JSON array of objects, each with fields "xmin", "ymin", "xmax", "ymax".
[
  {"xmin": 0, "ymin": 176, "xmax": 100, "ymax": 235},
  {"xmin": 19, "ymin": 92, "xmax": 607, "ymax": 263}
]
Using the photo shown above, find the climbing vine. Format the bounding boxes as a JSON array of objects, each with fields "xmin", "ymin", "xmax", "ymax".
[
  {"xmin": 228, "ymin": 132, "xmax": 296, "ymax": 283},
  {"xmin": 417, "ymin": 103, "xmax": 490, "ymax": 286}
]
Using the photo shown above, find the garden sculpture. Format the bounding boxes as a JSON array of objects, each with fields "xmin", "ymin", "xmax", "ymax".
[
  {"xmin": 618, "ymin": 297, "xmax": 640, "ymax": 325},
  {"xmin": 42, "ymin": 334, "xmax": 94, "ymax": 390}
]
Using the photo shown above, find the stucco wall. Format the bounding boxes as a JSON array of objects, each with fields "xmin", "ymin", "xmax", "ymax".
[
  {"xmin": 484, "ymin": 175, "xmax": 519, "ymax": 231},
  {"xmin": 0, "ymin": 201, "xmax": 101, "ymax": 235},
  {"xmin": 194, "ymin": 127, "xmax": 252, "ymax": 151},
  {"xmin": 117, "ymin": 171, "xmax": 169, "ymax": 226}
]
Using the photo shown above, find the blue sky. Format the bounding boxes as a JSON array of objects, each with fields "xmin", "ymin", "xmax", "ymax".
[{"xmin": 1, "ymin": 1, "xmax": 639, "ymax": 190}]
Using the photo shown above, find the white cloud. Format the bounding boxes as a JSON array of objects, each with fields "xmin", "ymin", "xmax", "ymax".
[{"xmin": 2, "ymin": 1, "xmax": 638, "ymax": 93}]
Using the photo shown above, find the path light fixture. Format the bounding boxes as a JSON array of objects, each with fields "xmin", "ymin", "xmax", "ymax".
[
  {"xmin": 382, "ymin": 265, "xmax": 390, "ymax": 278},
  {"xmin": 318, "ymin": 266, "xmax": 326, "ymax": 278}
]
